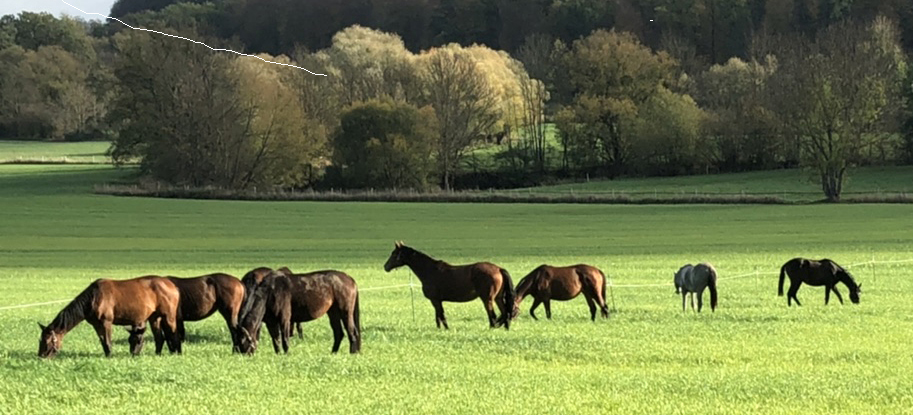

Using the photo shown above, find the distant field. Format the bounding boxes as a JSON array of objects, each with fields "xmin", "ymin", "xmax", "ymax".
[
  {"xmin": 523, "ymin": 166, "xmax": 913, "ymax": 201},
  {"xmin": 1, "ymin": 164, "xmax": 913, "ymax": 414},
  {"xmin": 0, "ymin": 140, "xmax": 112, "ymax": 163}
]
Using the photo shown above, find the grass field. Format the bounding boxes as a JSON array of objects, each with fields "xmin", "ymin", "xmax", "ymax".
[
  {"xmin": 2, "ymin": 165, "xmax": 913, "ymax": 414},
  {"xmin": 0, "ymin": 141, "xmax": 111, "ymax": 163},
  {"xmin": 524, "ymin": 166, "xmax": 913, "ymax": 201}
]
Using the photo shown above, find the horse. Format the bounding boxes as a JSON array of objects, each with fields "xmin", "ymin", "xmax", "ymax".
[
  {"xmin": 153, "ymin": 273, "xmax": 245, "ymax": 353},
  {"xmin": 38, "ymin": 276, "xmax": 182, "ymax": 358},
  {"xmin": 383, "ymin": 241, "xmax": 515, "ymax": 330},
  {"xmin": 513, "ymin": 264, "xmax": 609, "ymax": 321},
  {"xmin": 240, "ymin": 267, "xmax": 301, "ymax": 338},
  {"xmin": 778, "ymin": 258, "xmax": 861, "ymax": 306},
  {"xmin": 237, "ymin": 270, "xmax": 361, "ymax": 354},
  {"xmin": 674, "ymin": 263, "xmax": 718, "ymax": 312}
]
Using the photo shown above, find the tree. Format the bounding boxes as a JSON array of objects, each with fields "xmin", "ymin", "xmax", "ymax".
[
  {"xmin": 768, "ymin": 18, "xmax": 907, "ymax": 201},
  {"xmin": 9, "ymin": 12, "xmax": 95, "ymax": 59},
  {"xmin": 558, "ymin": 29, "xmax": 678, "ymax": 176},
  {"xmin": 902, "ymin": 64, "xmax": 913, "ymax": 164},
  {"xmin": 629, "ymin": 87, "xmax": 710, "ymax": 175},
  {"xmin": 333, "ymin": 99, "xmax": 437, "ymax": 189},
  {"xmin": 418, "ymin": 46, "xmax": 500, "ymax": 190},
  {"xmin": 109, "ymin": 30, "xmax": 326, "ymax": 188}
]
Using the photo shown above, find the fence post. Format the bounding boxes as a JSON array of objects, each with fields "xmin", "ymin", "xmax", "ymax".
[
  {"xmin": 870, "ymin": 253, "xmax": 876, "ymax": 285},
  {"xmin": 608, "ymin": 274, "xmax": 617, "ymax": 312}
]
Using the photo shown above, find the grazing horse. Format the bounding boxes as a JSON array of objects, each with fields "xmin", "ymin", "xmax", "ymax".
[
  {"xmin": 383, "ymin": 241, "xmax": 515, "ymax": 330},
  {"xmin": 778, "ymin": 258, "xmax": 861, "ymax": 306},
  {"xmin": 237, "ymin": 270, "xmax": 361, "ymax": 354},
  {"xmin": 674, "ymin": 263, "xmax": 718, "ymax": 312},
  {"xmin": 38, "ymin": 276, "xmax": 182, "ymax": 358},
  {"xmin": 513, "ymin": 264, "xmax": 609, "ymax": 321},
  {"xmin": 153, "ymin": 273, "xmax": 245, "ymax": 353},
  {"xmin": 240, "ymin": 267, "xmax": 301, "ymax": 338}
]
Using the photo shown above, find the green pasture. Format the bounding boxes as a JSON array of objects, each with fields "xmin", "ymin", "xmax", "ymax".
[
  {"xmin": 525, "ymin": 166, "xmax": 913, "ymax": 201},
  {"xmin": 1, "ymin": 164, "xmax": 912, "ymax": 414},
  {"xmin": 0, "ymin": 141, "xmax": 112, "ymax": 164}
]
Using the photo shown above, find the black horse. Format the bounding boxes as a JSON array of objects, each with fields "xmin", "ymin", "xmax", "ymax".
[{"xmin": 778, "ymin": 258, "xmax": 862, "ymax": 306}]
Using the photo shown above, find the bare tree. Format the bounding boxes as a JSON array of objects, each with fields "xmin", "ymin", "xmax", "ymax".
[{"xmin": 421, "ymin": 49, "xmax": 499, "ymax": 190}]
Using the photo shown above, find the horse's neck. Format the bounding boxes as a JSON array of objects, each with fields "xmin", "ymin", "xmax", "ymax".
[
  {"xmin": 838, "ymin": 273, "xmax": 857, "ymax": 289},
  {"xmin": 50, "ymin": 302, "xmax": 87, "ymax": 335},
  {"xmin": 405, "ymin": 251, "xmax": 444, "ymax": 281}
]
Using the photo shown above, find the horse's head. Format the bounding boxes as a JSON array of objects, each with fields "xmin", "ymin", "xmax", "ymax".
[
  {"xmin": 674, "ymin": 271, "xmax": 681, "ymax": 294},
  {"xmin": 383, "ymin": 241, "xmax": 408, "ymax": 272},
  {"xmin": 850, "ymin": 282, "xmax": 862, "ymax": 304},
  {"xmin": 37, "ymin": 323, "xmax": 61, "ymax": 358},
  {"xmin": 237, "ymin": 326, "xmax": 258, "ymax": 355}
]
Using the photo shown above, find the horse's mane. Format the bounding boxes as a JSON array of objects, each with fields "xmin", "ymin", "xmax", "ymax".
[
  {"xmin": 50, "ymin": 281, "xmax": 98, "ymax": 332},
  {"xmin": 401, "ymin": 245, "xmax": 446, "ymax": 267},
  {"xmin": 239, "ymin": 279, "xmax": 271, "ymax": 330},
  {"xmin": 515, "ymin": 266, "xmax": 545, "ymax": 297},
  {"xmin": 239, "ymin": 267, "xmax": 272, "ymax": 318}
]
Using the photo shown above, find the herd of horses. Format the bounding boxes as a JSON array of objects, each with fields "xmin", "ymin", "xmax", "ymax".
[{"xmin": 37, "ymin": 242, "xmax": 864, "ymax": 358}]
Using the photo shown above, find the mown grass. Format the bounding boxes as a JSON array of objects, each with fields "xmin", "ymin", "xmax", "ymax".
[
  {"xmin": 0, "ymin": 141, "xmax": 112, "ymax": 164},
  {"xmin": 1, "ymin": 165, "xmax": 913, "ymax": 414}
]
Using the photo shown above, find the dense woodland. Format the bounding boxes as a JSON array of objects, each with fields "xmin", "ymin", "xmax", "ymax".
[{"xmin": 1, "ymin": 0, "xmax": 912, "ymax": 200}]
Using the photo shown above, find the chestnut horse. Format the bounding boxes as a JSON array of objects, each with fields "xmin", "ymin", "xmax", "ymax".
[
  {"xmin": 38, "ymin": 276, "xmax": 182, "ymax": 358},
  {"xmin": 383, "ymin": 241, "xmax": 515, "ymax": 330},
  {"xmin": 778, "ymin": 258, "xmax": 861, "ymax": 306},
  {"xmin": 240, "ymin": 267, "xmax": 300, "ymax": 338},
  {"xmin": 237, "ymin": 270, "xmax": 361, "ymax": 354},
  {"xmin": 154, "ymin": 273, "xmax": 245, "ymax": 353},
  {"xmin": 513, "ymin": 264, "xmax": 609, "ymax": 321}
]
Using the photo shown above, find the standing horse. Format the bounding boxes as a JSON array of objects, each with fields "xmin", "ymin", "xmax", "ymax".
[
  {"xmin": 240, "ymin": 267, "xmax": 301, "ymax": 338},
  {"xmin": 154, "ymin": 273, "xmax": 245, "ymax": 353},
  {"xmin": 513, "ymin": 264, "xmax": 609, "ymax": 321},
  {"xmin": 674, "ymin": 263, "xmax": 718, "ymax": 312},
  {"xmin": 237, "ymin": 270, "xmax": 361, "ymax": 354},
  {"xmin": 778, "ymin": 258, "xmax": 861, "ymax": 306},
  {"xmin": 38, "ymin": 276, "xmax": 182, "ymax": 358},
  {"xmin": 382, "ymin": 241, "xmax": 515, "ymax": 330}
]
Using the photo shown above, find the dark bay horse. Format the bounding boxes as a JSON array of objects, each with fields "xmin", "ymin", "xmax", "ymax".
[
  {"xmin": 513, "ymin": 264, "xmax": 609, "ymax": 321},
  {"xmin": 38, "ymin": 276, "xmax": 182, "ymax": 358},
  {"xmin": 157, "ymin": 273, "xmax": 245, "ymax": 353},
  {"xmin": 240, "ymin": 267, "xmax": 301, "ymax": 338},
  {"xmin": 674, "ymin": 263, "xmax": 718, "ymax": 312},
  {"xmin": 237, "ymin": 270, "xmax": 361, "ymax": 354},
  {"xmin": 383, "ymin": 241, "xmax": 515, "ymax": 330},
  {"xmin": 778, "ymin": 258, "xmax": 861, "ymax": 306}
]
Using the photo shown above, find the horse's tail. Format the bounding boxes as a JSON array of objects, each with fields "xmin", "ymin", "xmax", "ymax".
[
  {"xmin": 707, "ymin": 266, "xmax": 718, "ymax": 311},
  {"xmin": 499, "ymin": 268, "xmax": 516, "ymax": 329},
  {"xmin": 778, "ymin": 262, "xmax": 787, "ymax": 297},
  {"xmin": 354, "ymin": 291, "xmax": 362, "ymax": 350}
]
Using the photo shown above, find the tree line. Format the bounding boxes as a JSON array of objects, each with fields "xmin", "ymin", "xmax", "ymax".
[{"xmin": 0, "ymin": 1, "xmax": 911, "ymax": 200}]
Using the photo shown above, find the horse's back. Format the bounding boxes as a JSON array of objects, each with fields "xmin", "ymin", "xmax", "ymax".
[
  {"xmin": 286, "ymin": 270, "xmax": 358, "ymax": 321},
  {"xmin": 94, "ymin": 276, "xmax": 178, "ymax": 324}
]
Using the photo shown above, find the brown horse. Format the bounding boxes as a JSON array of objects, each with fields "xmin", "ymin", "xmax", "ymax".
[
  {"xmin": 383, "ymin": 241, "xmax": 515, "ymax": 330},
  {"xmin": 779, "ymin": 258, "xmax": 861, "ymax": 306},
  {"xmin": 38, "ymin": 276, "xmax": 182, "ymax": 358},
  {"xmin": 153, "ymin": 273, "xmax": 245, "ymax": 353},
  {"xmin": 513, "ymin": 264, "xmax": 610, "ymax": 321},
  {"xmin": 237, "ymin": 270, "xmax": 361, "ymax": 354},
  {"xmin": 240, "ymin": 267, "xmax": 301, "ymax": 338}
]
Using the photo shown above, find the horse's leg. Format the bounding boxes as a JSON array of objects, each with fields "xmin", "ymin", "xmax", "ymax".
[
  {"xmin": 128, "ymin": 324, "xmax": 146, "ymax": 356},
  {"xmin": 177, "ymin": 319, "xmax": 186, "ymax": 343},
  {"xmin": 281, "ymin": 318, "xmax": 291, "ymax": 354},
  {"xmin": 787, "ymin": 281, "xmax": 802, "ymax": 307},
  {"xmin": 544, "ymin": 299, "xmax": 552, "ymax": 320},
  {"xmin": 296, "ymin": 322, "xmax": 303, "ymax": 339},
  {"xmin": 681, "ymin": 292, "xmax": 687, "ymax": 311},
  {"xmin": 697, "ymin": 289, "xmax": 704, "ymax": 313},
  {"xmin": 217, "ymin": 307, "xmax": 239, "ymax": 353},
  {"xmin": 328, "ymin": 310, "xmax": 344, "ymax": 353},
  {"xmin": 431, "ymin": 300, "xmax": 448, "ymax": 329},
  {"xmin": 832, "ymin": 286, "xmax": 844, "ymax": 304},
  {"xmin": 495, "ymin": 291, "xmax": 511, "ymax": 327},
  {"xmin": 344, "ymin": 306, "xmax": 359, "ymax": 354},
  {"xmin": 689, "ymin": 293, "xmax": 695, "ymax": 311},
  {"xmin": 529, "ymin": 298, "xmax": 541, "ymax": 320},
  {"xmin": 825, "ymin": 285, "xmax": 832, "ymax": 305},
  {"xmin": 162, "ymin": 314, "xmax": 181, "ymax": 354},
  {"xmin": 583, "ymin": 293, "xmax": 597, "ymax": 321},
  {"xmin": 91, "ymin": 320, "xmax": 113, "ymax": 357},
  {"xmin": 481, "ymin": 297, "xmax": 498, "ymax": 328},
  {"xmin": 150, "ymin": 318, "xmax": 164, "ymax": 355},
  {"xmin": 265, "ymin": 321, "xmax": 282, "ymax": 354}
]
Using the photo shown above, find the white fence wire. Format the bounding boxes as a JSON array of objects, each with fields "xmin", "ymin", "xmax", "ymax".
[{"xmin": 2, "ymin": 258, "xmax": 911, "ymax": 312}]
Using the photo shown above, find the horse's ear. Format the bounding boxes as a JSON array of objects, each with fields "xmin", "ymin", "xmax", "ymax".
[
  {"xmin": 394, "ymin": 240, "xmax": 402, "ymax": 248},
  {"xmin": 37, "ymin": 322, "xmax": 46, "ymax": 331},
  {"xmin": 858, "ymin": 283, "xmax": 862, "ymax": 291}
]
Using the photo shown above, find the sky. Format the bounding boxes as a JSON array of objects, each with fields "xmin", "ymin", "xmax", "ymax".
[{"xmin": 1, "ymin": 0, "xmax": 115, "ymax": 19}]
